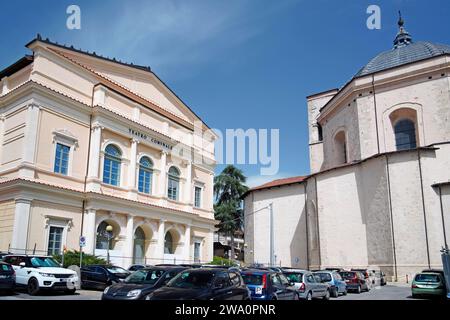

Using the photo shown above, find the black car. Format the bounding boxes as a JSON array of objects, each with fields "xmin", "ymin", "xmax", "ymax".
[
  {"xmin": 0, "ymin": 252, "xmax": 10, "ymax": 261},
  {"xmin": 80, "ymin": 265, "xmax": 130, "ymax": 290},
  {"xmin": 102, "ymin": 266, "xmax": 187, "ymax": 300},
  {"xmin": 146, "ymin": 268, "xmax": 251, "ymax": 300},
  {"xmin": 128, "ymin": 264, "xmax": 153, "ymax": 272},
  {"xmin": 0, "ymin": 262, "xmax": 15, "ymax": 293}
]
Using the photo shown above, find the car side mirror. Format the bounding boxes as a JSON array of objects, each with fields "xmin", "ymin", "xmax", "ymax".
[{"xmin": 19, "ymin": 262, "xmax": 26, "ymax": 268}]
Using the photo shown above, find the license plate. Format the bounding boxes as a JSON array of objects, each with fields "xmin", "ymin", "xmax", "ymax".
[
  {"xmin": 345, "ymin": 280, "xmax": 350, "ymax": 283},
  {"xmin": 0, "ymin": 275, "xmax": 8, "ymax": 279},
  {"xmin": 255, "ymin": 287, "xmax": 262, "ymax": 294},
  {"xmin": 60, "ymin": 278, "xmax": 69, "ymax": 282}
]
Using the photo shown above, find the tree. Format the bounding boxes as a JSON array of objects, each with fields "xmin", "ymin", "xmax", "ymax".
[{"xmin": 214, "ymin": 165, "xmax": 249, "ymax": 261}]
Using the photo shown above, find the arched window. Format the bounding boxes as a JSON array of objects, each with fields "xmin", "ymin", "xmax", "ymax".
[
  {"xmin": 167, "ymin": 166, "xmax": 180, "ymax": 201},
  {"xmin": 394, "ymin": 119, "xmax": 417, "ymax": 150},
  {"xmin": 96, "ymin": 221, "xmax": 114, "ymax": 250},
  {"xmin": 334, "ymin": 131, "xmax": 347, "ymax": 164},
  {"xmin": 138, "ymin": 156, "xmax": 153, "ymax": 194},
  {"xmin": 103, "ymin": 144, "xmax": 121, "ymax": 186},
  {"xmin": 164, "ymin": 232, "xmax": 174, "ymax": 254}
]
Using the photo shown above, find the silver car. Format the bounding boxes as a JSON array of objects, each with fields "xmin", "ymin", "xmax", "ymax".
[{"xmin": 283, "ymin": 269, "xmax": 330, "ymax": 300}]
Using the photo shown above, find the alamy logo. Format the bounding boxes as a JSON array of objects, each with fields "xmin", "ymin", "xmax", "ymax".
[
  {"xmin": 66, "ymin": 5, "xmax": 81, "ymax": 30},
  {"xmin": 366, "ymin": 5, "xmax": 381, "ymax": 30}
]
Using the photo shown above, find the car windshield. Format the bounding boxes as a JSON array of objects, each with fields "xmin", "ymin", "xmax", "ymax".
[
  {"xmin": 106, "ymin": 266, "xmax": 128, "ymax": 274},
  {"xmin": 30, "ymin": 257, "xmax": 60, "ymax": 268},
  {"xmin": 415, "ymin": 274, "xmax": 441, "ymax": 283},
  {"xmin": 340, "ymin": 272, "xmax": 356, "ymax": 279},
  {"xmin": 242, "ymin": 274, "xmax": 264, "ymax": 285},
  {"xmin": 167, "ymin": 271, "xmax": 214, "ymax": 289},
  {"xmin": 315, "ymin": 273, "xmax": 332, "ymax": 282},
  {"xmin": 125, "ymin": 269, "xmax": 164, "ymax": 284},
  {"xmin": 284, "ymin": 273, "xmax": 303, "ymax": 283}
]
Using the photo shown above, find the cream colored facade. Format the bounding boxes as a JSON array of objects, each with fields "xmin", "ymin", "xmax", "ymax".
[
  {"xmin": 244, "ymin": 29, "xmax": 450, "ymax": 282},
  {"xmin": 0, "ymin": 36, "xmax": 217, "ymax": 267}
]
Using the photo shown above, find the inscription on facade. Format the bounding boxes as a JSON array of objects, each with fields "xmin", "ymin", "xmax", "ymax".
[{"xmin": 128, "ymin": 128, "xmax": 173, "ymax": 150}]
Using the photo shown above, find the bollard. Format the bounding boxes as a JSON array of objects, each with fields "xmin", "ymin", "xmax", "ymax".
[{"xmin": 406, "ymin": 274, "xmax": 409, "ymax": 283}]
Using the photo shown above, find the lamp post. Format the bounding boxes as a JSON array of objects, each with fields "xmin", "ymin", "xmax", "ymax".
[{"xmin": 105, "ymin": 225, "xmax": 113, "ymax": 264}]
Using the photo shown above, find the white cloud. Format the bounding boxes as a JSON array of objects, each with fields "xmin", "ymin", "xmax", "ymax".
[{"xmin": 65, "ymin": 0, "xmax": 300, "ymax": 79}]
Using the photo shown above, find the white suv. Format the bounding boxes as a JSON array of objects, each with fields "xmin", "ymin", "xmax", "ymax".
[{"xmin": 3, "ymin": 255, "xmax": 79, "ymax": 295}]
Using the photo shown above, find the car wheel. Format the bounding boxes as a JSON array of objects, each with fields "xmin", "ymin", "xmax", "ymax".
[
  {"xmin": 331, "ymin": 287, "xmax": 338, "ymax": 298},
  {"xmin": 343, "ymin": 289, "xmax": 348, "ymax": 296},
  {"xmin": 323, "ymin": 289, "xmax": 330, "ymax": 300},
  {"xmin": 27, "ymin": 278, "xmax": 40, "ymax": 296},
  {"xmin": 355, "ymin": 285, "xmax": 361, "ymax": 294},
  {"xmin": 306, "ymin": 291, "xmax": 312, "ymax": 301}
]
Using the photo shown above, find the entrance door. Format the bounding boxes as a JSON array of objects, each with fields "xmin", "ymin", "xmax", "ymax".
[{"xmin": 133, "ymin": 227, "xmax": 145, "ymax": 265}]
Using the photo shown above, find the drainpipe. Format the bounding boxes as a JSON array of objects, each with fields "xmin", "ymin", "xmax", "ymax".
[
  {"xmin": 304, "ymin": 181, "xmax": 310, "ymax": 270},
  {"xmin": 417, "ymin": 148, "xmax": 431, "ymax": 269},
  {"xmin": 385, "ymin": 154, "xmax": 398, "ymax": 282},
  {"xmin": 314, "ymin": 176, "xmax": 321, "ymax": 268}
]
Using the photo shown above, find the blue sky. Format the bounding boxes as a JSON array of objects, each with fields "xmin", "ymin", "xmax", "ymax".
[{"xmin": 1, "ymin": 0, "xmax": 450, "ymax": 187}]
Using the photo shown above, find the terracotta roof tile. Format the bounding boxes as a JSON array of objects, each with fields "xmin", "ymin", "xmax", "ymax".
[{"xmin": 249, "ymin": 176, "xmax": 307, "ymax": 193}]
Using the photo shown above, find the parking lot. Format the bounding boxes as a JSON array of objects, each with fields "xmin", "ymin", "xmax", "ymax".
[{"xmin": 0, "ymin": 283, "xmax": 419, "ymax": 301}]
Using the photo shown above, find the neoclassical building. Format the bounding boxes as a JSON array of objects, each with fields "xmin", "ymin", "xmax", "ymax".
[
  {"xmin": 0, "ymin": 35, "xmax": 217, "ymax": 267},
  {"xmin": 244, "ymin": 19, "xmax": 450, "ymax": 281}
]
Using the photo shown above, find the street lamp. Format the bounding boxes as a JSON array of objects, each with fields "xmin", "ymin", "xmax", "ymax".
[{"xmin": 105, "ymin": 225, "xmax": 113, "ymax": 264}]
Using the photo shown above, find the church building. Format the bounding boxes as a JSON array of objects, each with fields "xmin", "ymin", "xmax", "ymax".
[{"xmin": 244, "ymin": 18, "xmax": 450, "ymax": 281}]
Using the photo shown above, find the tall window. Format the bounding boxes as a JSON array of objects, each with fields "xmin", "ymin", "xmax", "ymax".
[
  {"xmin": 167, "ymin": 166, "xmax": 180, "ymax": 201},
  {"xmin": 334, "ymin": 131, "xmax": 347, "ymax": 164},
  {"xmin": 394, "ymin": 119, "xmax": 417, "ymax": 150},
  {"xmin": 54, "ymin": 143, "xmax": 70, "ymax": 175},
  {"xmin": 103, "ymin": 144, "xmax": 121, "ymax": 186},
  {"xmin": 164, "ymin": 232, "xmax": 174, "ymax": 254},
  {"xmin": 194, "ymin": 186, "xmax": 202, "ymax": 208},
  {"xmin": 47, "ymin": 226, "xmax": 63, "ymax": 255},
  {"xmin": 138, "ymin": 157, "xmax": 153, "ymax": 194}
]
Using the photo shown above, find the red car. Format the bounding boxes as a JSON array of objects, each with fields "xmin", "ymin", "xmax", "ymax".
[{"xmin": 339, "ymin": 271, "xmax": 370, "ymax": 294}]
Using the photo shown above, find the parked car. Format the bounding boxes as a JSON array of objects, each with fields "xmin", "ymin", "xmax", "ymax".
[
  {"xmin": 0, "ymin": 261, "xmax": 15, "ymax": 293},
  {"xmin": 3, "ymin": 254, "xmax": 78, "ymax": 295},
  {"xmin": 102, "ymin": 266, "xmax": 187, "ymax": 300},
  {"xmin": 351, "ymin": 269, "xmax": 372, "ymax": 289},
  {"xmin": 339, "ymin": 271, "xmax": 369, "ymax": 294},
  {"xmin": 128, "ymin": 264, "xmax": 152, "ymax": 272},
  {"xmin": 412, "ymin": 271, "xmax": 447, "ymax": 299},
  {"xmin": 0, "ymin": 252, "xmax": 10, "ymax": 261},
  {"xmin": 241, "ymin": 269, "xmax": 298, "ymax": 300},
  {"xmin": 80, "ymin": 265, "xmax": 130, "ymax": 290},
  {"xmin": 314, "ymin": 270, "xmax": 347, "ymax": 297},
  {"xmin": 146, "ymin": 268, "xmax": 251, "ymax": 300},
  {"xmin": 283, "ymin": 269, "xmax": 331, "ymax": 300},
  {"xmin": 179, "ymin": 264, "xmax": 202, "ymax": 269}
]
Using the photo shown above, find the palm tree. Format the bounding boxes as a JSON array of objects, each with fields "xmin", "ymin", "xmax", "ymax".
[{"xmin": 214, "ymin": 165, "xmax": 248, "ymax": 262}]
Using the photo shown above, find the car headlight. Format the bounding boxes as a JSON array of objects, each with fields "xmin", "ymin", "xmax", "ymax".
[
  {"xmin": 39, "ymin": 272, "xmax": 55, "ymax": 278},
  {"xmin": 127, "ymin": 289, "xmax": 142, "ymax": 297},
  {"xmin": 104, "ymin": 286, "xmax": 110, "ymax": 294}
]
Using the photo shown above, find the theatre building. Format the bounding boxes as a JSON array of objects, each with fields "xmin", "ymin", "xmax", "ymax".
[
  {"xmin": 244, "ymin": 19, "xmax": 450, "ymax": 281},
  {"xmin": 0, "ymin": 35, "xmax": 217, "ymax": 267}
]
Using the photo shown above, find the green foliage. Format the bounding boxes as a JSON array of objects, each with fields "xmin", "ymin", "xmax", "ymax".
[
  {"xmin": 209, "ymin": 256, "xmax": 238, "ymax": 266},
  {"xmin": 53, "ymin": 250, "xmax": 107, "ymax": 268},
  {"xmin": 213, "ymin": 165, "xmax": 249, "ymax": 234}
]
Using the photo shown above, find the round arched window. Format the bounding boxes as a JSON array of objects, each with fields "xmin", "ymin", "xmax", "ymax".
[{"xmin": 103, "ymin": 144, "xmax": 122, "ymax": 186}]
